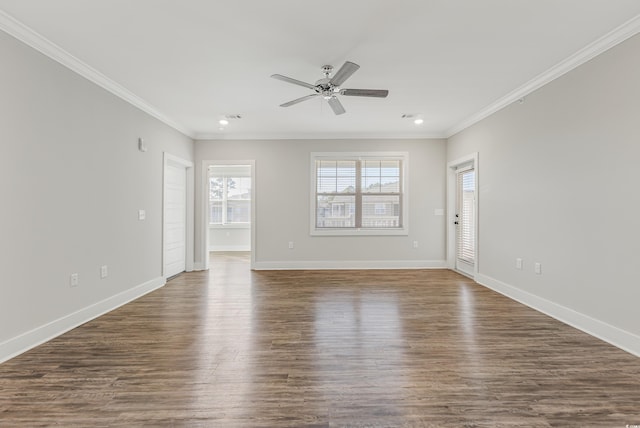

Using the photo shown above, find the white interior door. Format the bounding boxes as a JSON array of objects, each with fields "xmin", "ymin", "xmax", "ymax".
[
  {"xmin": 164, "ymin": 162, "xmax": 187, "ymax": 278},
  {"xmin": 455, "ymin": 166, "xmax": 476, "ymax": 277}
]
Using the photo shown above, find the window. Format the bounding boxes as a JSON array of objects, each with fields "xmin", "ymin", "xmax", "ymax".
[
  {"xmin": 209, "ymin": 166, "xmax": 251, "ymax": 225},
  {"xmin": 311, "ymin": 152, "xmax": 408, "ymax": 235}
]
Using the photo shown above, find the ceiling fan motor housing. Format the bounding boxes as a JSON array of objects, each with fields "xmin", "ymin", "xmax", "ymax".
[{"xmin": 314, "ymin": 78, "xmax": 336, "ymax": 99}]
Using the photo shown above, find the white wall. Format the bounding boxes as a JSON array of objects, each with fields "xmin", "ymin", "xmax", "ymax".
[
  {"xmin": 195, "ymin": 139, "xmax": 447, "ymax": 269},
  {"xmin": 0, "ymin": 30, "xmax": 194, "ymax": 361},
  {"xmin": 209, "ymin": 226, "xmax": 251, "ymax": 251},
  {"xmin": 447, "ymin": 34, "xmax": 640, "ymax": 354}
]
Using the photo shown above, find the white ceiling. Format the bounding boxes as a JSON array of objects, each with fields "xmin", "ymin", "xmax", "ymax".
[{"xmin": 1, "ymin": 1, "xmax": 640, "ymax": 140}]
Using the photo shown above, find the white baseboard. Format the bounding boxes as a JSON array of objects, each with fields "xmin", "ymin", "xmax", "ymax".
[
  {"xmin": 476, "ymin": 273, "xmax": 640, "ymax": 358},
  {"xmin": 0, "ymin": 277, "xmax": 166, "ymax": 364},
  {"xmin": 253, "ymin": 259, "xmax": 447, "ymax": 270}
]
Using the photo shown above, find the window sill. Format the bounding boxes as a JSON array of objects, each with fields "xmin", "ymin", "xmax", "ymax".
[
  {"xmin": 311, "ymin": 227, "xmax": 408, "ymax": 236},
  {"xmin": 209, "ymin": 223, "xmax": 251, "ymax": 229}
]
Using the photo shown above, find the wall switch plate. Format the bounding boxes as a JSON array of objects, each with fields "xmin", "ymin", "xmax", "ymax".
[
  {"xmin": 70, "ymin": 273, "xmax": 79, "ymax": 287},
  {"xmin": 100, "ymin": 265, "xmax": 108, "ymax": 279},
  {"xmin": 413, "ymin": 240, "xmax": 419, "ymax": 248},
  {"xmin": 516, "ymin": 258, "xmax": 523, "ymax": 270},
  {"xmin": 138, "ymin": 209, "xmax": 146, "ymax": 220},
  {"xmin": 288, "ymin": 241, "xmax": 294, "ymax": 249},
  {"xmin": 534, "ymin": 262, "xmax": 542, "ymax": 275}
]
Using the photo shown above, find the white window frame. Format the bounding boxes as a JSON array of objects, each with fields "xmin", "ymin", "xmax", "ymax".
[{"xmin": 310, "ymin": 152, "xmax": 409, "ymax": 236}]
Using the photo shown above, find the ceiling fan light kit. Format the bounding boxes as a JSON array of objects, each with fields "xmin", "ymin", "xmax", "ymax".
[{"xmin": 271, "ymin": 61, "xmax": 389, "ymax": 115}]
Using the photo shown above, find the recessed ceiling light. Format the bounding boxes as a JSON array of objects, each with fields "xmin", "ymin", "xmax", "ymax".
[
  {"xmin": 219, "ymin": 119, "xmax": 229, "ymax": 126},
  {"xmin": 414, "ymin": 118, "xmax": 424, "ymax": 125}
]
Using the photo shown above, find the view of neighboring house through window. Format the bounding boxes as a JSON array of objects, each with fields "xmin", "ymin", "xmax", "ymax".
[
  {"xmin": 360, "ymin": 159, "xmax": 402, "ymax": 227},
  {"xmin": 209, "ymin": 166, "xmax": 251, "ymax": 225},
  {"xmin": 312, "ymin": 153, "xmax": 407, "ymax": 235}
]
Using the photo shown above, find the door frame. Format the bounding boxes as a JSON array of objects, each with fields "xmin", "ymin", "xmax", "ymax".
[
  {"xmin": 200, "ymin": 159, "xmax": 256, "ymax": 270},
  {"xmin": 163, "ymin": 153, "xmax": 194, "ymax": 278},
  {"xmin": 446, "ymin": 152, "xmax": 479, "ymax": 278}
]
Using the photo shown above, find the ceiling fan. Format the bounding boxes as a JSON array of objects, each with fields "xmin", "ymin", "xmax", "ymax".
[{"xmin": 271, "ymin": 61, "xmax": 389, "ymax": 115}]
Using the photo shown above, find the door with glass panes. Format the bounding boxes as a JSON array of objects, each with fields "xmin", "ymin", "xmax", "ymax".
[{"xmin": 455, "ymin": 166, "xmax": 475, "ymax": 276}]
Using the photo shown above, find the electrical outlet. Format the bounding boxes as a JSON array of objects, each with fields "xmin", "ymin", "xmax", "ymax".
[
  {"xmin": 288, "ymin": 241, "xmax": 294, "ymax": 249},
  {"xmin": 100, "ymin": 265, "xmax": 108, "ymax": 279},
  {"xmin": 534, "ymin": 262, "xmax": 542, "ymax": 275},
  {"xmin": 413, "ymin": 241, "xmax": 419, "ymax": 248},
  {"xmin": 70, "ymin": 273, "xmax": 79, "ymax": 287},
  {"xmin": 516, "ymin": 258, "xmax": 523, "ymax": 270},
  {"xmin": 138, "ymin": 209, "xmax": 146, "ymax": 221}
]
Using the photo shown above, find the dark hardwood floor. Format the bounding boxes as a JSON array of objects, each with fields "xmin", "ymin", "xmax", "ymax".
[{"xmin": 1, "ymin": 252, "xmax": 640, "ymax": 427}]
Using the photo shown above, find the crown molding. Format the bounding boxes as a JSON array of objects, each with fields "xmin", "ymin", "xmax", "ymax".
[
  {"xmin": 446, "ymin": 13, "xmax": 640, "ymax": 138},
  {"xmin": 194, "ymin": 131, "xmax": 447, "ymax": 141},
  {"xmin": 0, "ymin": 10, "xmax": 194, "ymax": 139}
]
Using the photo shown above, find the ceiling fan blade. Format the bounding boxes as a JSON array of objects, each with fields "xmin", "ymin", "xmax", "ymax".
[
  {"xmin": 271, "ymin": 74, "xmax": 317, "ymax": 90},
  {"xmin": 329, "ymin": 61, "xmax": 360, "ymax": 86},
  {"xmin": 280, "ymin": 93, "xmax": 320, "ymax": 107},
  {"xmin": 328, "ymin": 96, "xmax": 346, "ymax": 115},
  {"xmin": 340, "ymin": 89, "xmax": 389, "ymax": 98}
]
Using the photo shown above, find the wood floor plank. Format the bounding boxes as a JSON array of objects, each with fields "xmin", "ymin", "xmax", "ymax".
[{"xmin": 1, "ymin": 252, "xmax": 640, "ymax": 427}]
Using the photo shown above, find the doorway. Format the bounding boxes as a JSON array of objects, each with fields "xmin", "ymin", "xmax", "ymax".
[
  {"xmin": 447, "ymin": 153, "xmax": 478, "ymax": 278},
  {"xmin": 201, "ymin": 160, "xmax": 256, "ymax": 270}
]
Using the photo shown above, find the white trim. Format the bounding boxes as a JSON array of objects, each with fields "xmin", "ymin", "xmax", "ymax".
[
  {"xmin": 163, "ymin": 153, "xmax": 195, "ymax": 275},
  {"xmin": 0, "ymin": 277, "xmax": 166, "ymax": 364},
  {"xmin": 201, "ymin": 160, "xmax": 256, "ymax": 270},
  {"xmin": 446, "ymin": 153, "xmax": 479, "ymax": 277},
  {"xmin": 251, "ymin": 161, "xmax": 258, "ymax": 270},
  {"xmin": 446, "ymin": 14, "xmax": 640, "ymax": 138},
  {"xmin": 253, "ymin": 260, "xmax": 446, "ymax": 270},
  {"xmin": 476, "ymin": 273, "xmax": 640, "ymax": 358},
  {"xmin": 0, "ymin": 10, "xmax": 193, "ymax": 139},
  {"xmin": 195, "ymin": 132, "xmax": 447, "ymax": 141},
  {"xmin": 209, "ymin": 223, "xmax": 251, "ymax": 229},
  {"xmin": 308, "ymin": 228, "xmax": 409, "ymax": 236},
  {"xmin": 200, "ymin": 161, "xmax": 209, "ymax": 271}
]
